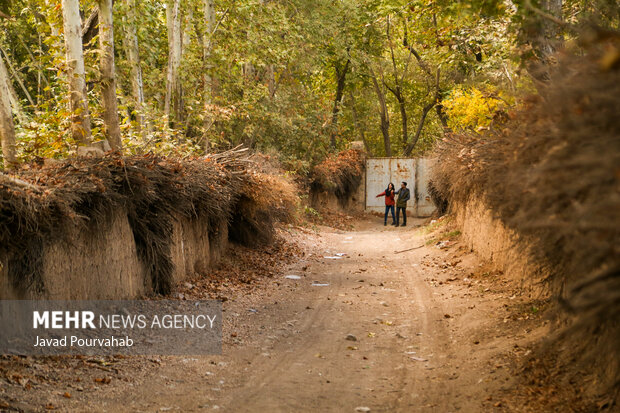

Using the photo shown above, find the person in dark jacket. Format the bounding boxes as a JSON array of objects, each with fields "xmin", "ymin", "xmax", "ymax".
[
  {"xmin": 394, "ymin": 181, "xmax": 410, "ymax": 227},
  {"xmin": 376, "ymin": 183, "xmax": 396, "ymax": 226}
]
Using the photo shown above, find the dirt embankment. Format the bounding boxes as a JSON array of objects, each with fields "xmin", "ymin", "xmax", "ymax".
[
  {"xmin": 431, "ymin": 42, "xmax": 620, "ymax": 411},
  {"xmin": 309, "ymin": 148, "xmax": 365, "ymax": 211},
  {"xmin": 0, "ymin": 150, "xmax": 297, "ymax": 300}
]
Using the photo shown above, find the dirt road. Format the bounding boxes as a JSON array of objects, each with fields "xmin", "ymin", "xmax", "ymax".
[{"xmin": 2, "ymin": 216, "xmax": 547, "ymax": 412}]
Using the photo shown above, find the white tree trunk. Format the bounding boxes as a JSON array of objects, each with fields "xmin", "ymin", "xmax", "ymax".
[
  {"xmin": 266, "ymin": 64, "xmax": 275, "ymax": 97},
  {"xmin": 202, "ymin": 0, "xmax": 215, "ymax": 148},
  {"xmin": 258, "ymin": 0, "xmax": 275, "ymax": 98},
  {"xmin": 541, "ymin": 0, "xmax": 563, "ymax": 57},
  {"xmin": 61, "ymin": 0, "xmax": 92, "ymax": 145},
  {"xmin": 0, "ymin": 54, "xmax": 17, "ymax": 169},
  {"xmin": 164, "ymin": 0, "xmax": 182, "ymax": 126},
  {"xmin": 120, "ymin": 0, "xmax": 145, "ymax": 132},
  {"xmin": 182, "ymin": 5, "xmax": 193, "ymax": 53},
  {"xmin": 0, "ymin": 47, "xmax": 35, "ymax": 108},
  {"xmin": 6, "ymin": 72, "xmax": 27, "ymax": 125},
  {"xmin": 98, "ymin": 0, "xmax": 122, "ymax": 150},
  {"xmin": 47, "ymin": 5, "xmax": 69, "ymax": 112}
]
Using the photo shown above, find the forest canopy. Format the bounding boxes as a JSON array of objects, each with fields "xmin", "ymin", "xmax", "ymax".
[{"xmin": 0, "ymin": 0, "xmax": 618, "ymax": 171}]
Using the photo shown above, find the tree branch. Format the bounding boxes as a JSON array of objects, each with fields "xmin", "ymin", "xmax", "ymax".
[
  {"xmin": 0, "ymin": 173, "xmax": 42, "ymax": 193},
  {"xmin": 403, "ymin": 101, "xmax": 435, "ymax": 156},
  {"xmin": 403, "ymin": 68, "xmax": 441, "ymax": 156},
  {"xmin": 523, "ymin": 0, "xmax": 568, "ymax": 28},
  {"xmin": 0, "ymin": 46, "xmax": 35, "ymax": 107},
  {"xmin": 383, "ymin": 81, "xmax": 397, "ymax": 97},
  {"xmin": 82, "ymin": 8, "xmax": 99, "ymax": 45}
]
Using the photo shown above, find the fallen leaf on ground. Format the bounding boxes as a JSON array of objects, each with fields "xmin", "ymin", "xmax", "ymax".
[{"xmin": 94, "ymin": 377, "xmax": 111, "ymax": 384}]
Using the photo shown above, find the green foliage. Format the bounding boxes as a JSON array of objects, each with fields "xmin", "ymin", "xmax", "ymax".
[
  {"xmin": 1, "ymin": 0, "xmax": 608, "ymax": 168},
  {"xmin": 304, "ymin": 206, "xmax": 320, "ymax": 218}
]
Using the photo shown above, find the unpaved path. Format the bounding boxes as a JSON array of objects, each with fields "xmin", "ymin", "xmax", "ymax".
[{"xmin": 2, "ymin": 216, "xmax": 547, "ymax": 412}]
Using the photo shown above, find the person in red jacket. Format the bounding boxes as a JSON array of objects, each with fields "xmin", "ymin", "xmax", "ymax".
[{"xmin": 376, "ymin": 183, "xmax": 396, "ymax": 226}]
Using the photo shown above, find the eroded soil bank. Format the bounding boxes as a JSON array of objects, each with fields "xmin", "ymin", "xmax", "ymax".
[{"xmin": 0, "ymin": 216, "xmax": 559, "ymax": 412}]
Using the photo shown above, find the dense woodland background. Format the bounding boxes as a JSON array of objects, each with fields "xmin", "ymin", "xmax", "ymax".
[{"xmin": 0, "ymin": 0, "xmax": 617, "ymax": 172}]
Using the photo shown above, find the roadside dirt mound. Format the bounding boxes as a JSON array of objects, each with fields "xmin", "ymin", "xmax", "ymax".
[
  {"xmin": 310, "ymin": 148, "xmax": 365, "ymax": 208},
  {"xmin": 0, "ymin": 149, "xmax": 298, "ymax": 297},
  {"xmin": 431, "ymin": 39, "xmax": 620, "ymax": 410}
]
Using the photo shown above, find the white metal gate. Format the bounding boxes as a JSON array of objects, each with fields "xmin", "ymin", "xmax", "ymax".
[{"xmin": 365, "ymin": 158, "xmax": 436, "ymax": 217}]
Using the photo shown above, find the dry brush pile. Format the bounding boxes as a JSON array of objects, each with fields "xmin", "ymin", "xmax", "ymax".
[
  {"xmin": 0, "ymin": 148, "xmax": 297, "ymax": 296},
  {"xmin": 431, "ymin": 39, "xmax": 620, "ymax": 408},
  {"xmin": 310, "ymin": 148, "xmax": 365, "ymax": 206}
]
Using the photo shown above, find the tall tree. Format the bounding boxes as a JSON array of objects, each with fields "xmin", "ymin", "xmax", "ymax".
[
  {"xmin": 0, "ymin": 53, "xmax": 17, "ymax": 169},
  {"xmin": 368, "ymin": 65, "xmax": 391, "ymax": 157},
  {"xmin": 524, "ymin": 0, "xmax": 564, "ymax": 84},
  {"xmin": 385, "ymin": 16, "xmax": 408, "ymax": 152},
  {"xmin": 98, "ymin": 0, "xmax": 122, "ymax": 150},
  {"xmin": 3, "ymin": 58, "xmax": 26, "ymax": 125},
  {"xmin": 538, "ymin": 0, "xmax": 563, "ymax": 61},
  {"xmin": 202, "ymin": 0, "xmax": 216, "ymax": 148},
  {"xmin": 121, "ymin": 0, "xmax": 145, "ymax": 132},
  {"xmin": 0, "ymin": 46, "xmax": 35, "ymax": 108},
  {"xmin": 329, "ymin": 58, "xmax": 350, "ymax": 148},
  {"xmin": 164, "ymin": 0, "xmax": 182, "ymax": 127},
  {"xmin": 61, "ymin": 0, "xmax": 92, "ymax": 145},
  {"xmin": 403, "ymin": 68, "xmax": 441, "ymax": 156},
  {"xmin": 349, "ymin": 90, "xmax": 372, "ymax": 156},
  {"xmin": 399, "ymin": 20, "xmax": 443, "ymax": 155}
]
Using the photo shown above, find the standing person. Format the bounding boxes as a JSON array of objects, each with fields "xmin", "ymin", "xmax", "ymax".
[
  {"xmin": 394, "ymin": 181, "xmax": 411, "ymax": 227},
  {"xmin": 376, "ymin": 183, "xmax": 396, "ymax": 226}
]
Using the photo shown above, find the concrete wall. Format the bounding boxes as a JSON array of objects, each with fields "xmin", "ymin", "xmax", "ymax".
[
  {"xmin": 364, "ymin": 158, "xmax": 436, "ymax": 217},
  {"xmin": 0, "ymin": 210, "xmax": 228, "ymax": 300}
]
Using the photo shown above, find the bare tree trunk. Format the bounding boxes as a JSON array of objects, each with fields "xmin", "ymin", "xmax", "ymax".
[
  {"xmin": 369, "ymin": 66, "xmax": 391, "ymax": 157},
  {"xmin": 165, "ymin": 0, "xmax": 182, "ymax": 127},
  {"xmin": 403, "ymin": 69, "xmax": 441, "ymax": 156},
  {"xmin": 61, "ymin": 0, "xmax": 92, "ymax": 145},
  {"xmin": 5, "ymin": 71, "xmax": 27, "ymax": 125},
  {"xmin": 82, "ymin": 8, "xmax": 99, "ymax": 46},
  {"xmin": 539, "ymin": 0, "xmax": 563, "ymax": 59},
  {"xmin": 349, "ymin": 91, "xmax": 372, "ymax": 156},
  {"xmin": 202, "ymin": 0, "xmax": 216, "ymax": 149},
  {"xmin": 121, "ymin": 0, "xmax": 145, "ymax": 132},
  {"xmin": 0, "ymin": 53, "xmax": 17, "ymax": 169},
  {"xmin": 174, "ymin": 3, "xmax": 194, "ymax": 129},
  {"xmin": 329, "ymin": 59, "xmax": 349, "ymax": 148},
  {"xmin": 265, "ymin": 64, "xmax": 276, "ymax": 97},
  {"xmin": 396, "ymin": 96, "xmax": 407, "ymax": 151},
  {"xmin": 0, "ymin": 46, "xmax": 35, "ymax": 108},
  {"xmin": 403, "ymin": 101, "xmax": 434, "ymax": 156},
  {"xmin": 385, "ymin": 16, "xmax": 408, "ymax": 153},
  {"xmin": 46, "ymin": 6, "xmax": 68, "ymax": 108},
  {"xmin": 182, "ymin": 5, "xmax": 194, "ymax": 51},
  {"xmin": 402, "ymin": 25, "xmax": 451, "ymax": 140},
  {"xmin": 527, "ymin": 0, "xmax": 563, "ymax": 84},
  {"xmin": 98, "ymin": 0, "xmax": 121, "ymax": 150},
  {"xmin": 243, "ymin": 62, "xmax": 256, "ymax": 81},
  {"xmin": 435, "ymin": 99, "xmax": 450, "ymax": 132}
]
